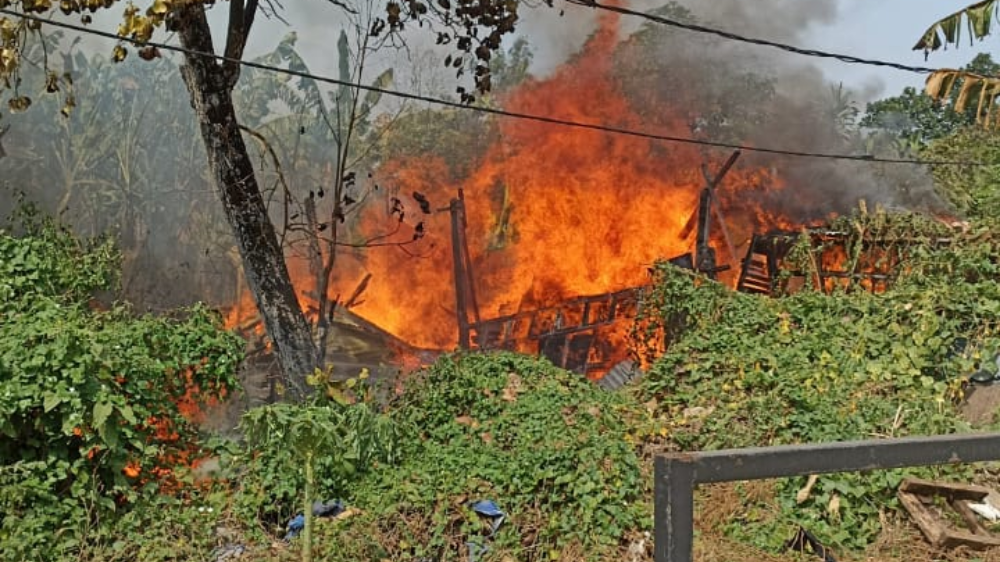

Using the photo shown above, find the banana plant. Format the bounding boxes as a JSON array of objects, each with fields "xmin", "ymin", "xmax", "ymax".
[
  {"xmin": 915, "ymin": 1, "xmax": 1000, "ymax": 128},
  {"xmin": 915, "ymin": 1, "xmax": 1000, "ymax": 52},
  {"xmin": 925, "ymin": 70, "xmax": 1000, "ymax": 128}
]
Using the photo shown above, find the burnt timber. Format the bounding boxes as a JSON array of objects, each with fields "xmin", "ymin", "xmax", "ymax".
[
  {"xmin": 468, "ymin": 287, "xmax": 644, "ymax": 376},
  {"xmin": 447, "ymin": 184, "xmax": 952, "ymax": 380}
]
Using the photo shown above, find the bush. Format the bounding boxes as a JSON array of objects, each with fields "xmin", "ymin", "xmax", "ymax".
[
  {"xmin": 0, "ymin": 217, "xmax": 243, "ymax": 561},
  {"xmin": 313, "ymin": 352, "xmax": 650, "ymax": 562},
  {"xmin": 634, "ymin": 210, "xmax": 1000, "ymax": 550}
]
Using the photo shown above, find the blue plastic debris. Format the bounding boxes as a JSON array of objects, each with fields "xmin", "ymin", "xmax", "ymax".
[
  {"xmin": 470, "ymin": 499, "xmax": 505, "ymax": 536},
  {"xmin": 313, "ymin": 499, "xmax": 345, "ymax": 518},
  {"xmin": 471, "ymin": 500, "xmax": 503, "ymax": 518},
  {"xmin": 466, "ymin": 541, "xmax": 489, "ymax": 562},
  {"xmin": 284, "ymin": 499, "xmax": 346, "ymax": 540},
  {"xmin": 466, "ymin": 500, "xmax": 506, "ymax": 562}
]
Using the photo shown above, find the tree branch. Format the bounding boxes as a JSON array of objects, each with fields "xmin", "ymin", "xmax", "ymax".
[{"xmin": 222, "ymin": 0, "xmax": 259, "ymax": 87}]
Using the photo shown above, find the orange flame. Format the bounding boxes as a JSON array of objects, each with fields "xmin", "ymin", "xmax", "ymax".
[
  {"xmin": 322, "ymin": 10, "xmax": 792, "ymax": 350},
  {"xmin": 225, "ymin": 10, "xmax": 807, "ymax": 362}
]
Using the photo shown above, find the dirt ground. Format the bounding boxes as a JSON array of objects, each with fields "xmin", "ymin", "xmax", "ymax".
[
  {"xmin": 690, "ymin": 383, "xmax": 1000, "ymax": 562},
  {"xmin": 692, "ymin": 476, "xmax": 1000, "ymax": 562},
  {"xmin": 961, "ymin": 384, "xmax": 1000, "ymax": 427}
]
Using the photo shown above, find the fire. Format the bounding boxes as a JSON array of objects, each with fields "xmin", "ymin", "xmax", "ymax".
[
  {"xmin": 814, "ymin": 233, "xmax": 900, "ymax": 294},
  {"xmin": 324, "ymin": 9, "xmax": 790, "ymax": 350},
  {"xmin": 221, "ymin": 8, "xmax": 815, "ymax": 369}
]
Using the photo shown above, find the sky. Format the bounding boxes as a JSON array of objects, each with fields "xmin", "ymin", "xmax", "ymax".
[
  {"xmin": 805, "ymin": 0, "xmax": 994, "ymax": 99},
  {"xmin": 39, "ymin": 0, "xmax": 1000, "ymax": 105},
  {"xmin": 232, "ymin": 0, "xmax": 999, "ymax": 105}
]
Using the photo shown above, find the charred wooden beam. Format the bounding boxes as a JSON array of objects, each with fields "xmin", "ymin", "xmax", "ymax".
[
  {"xmin": 343, "ymin": 273, "xmax": 372, "ymax": 309},
  {"xmin": 450, "ymin": 192, "xmax": 476, "ymax": 349}
]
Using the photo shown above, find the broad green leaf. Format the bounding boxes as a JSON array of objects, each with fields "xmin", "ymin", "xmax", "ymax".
[
  {"xmin": 93, "ymin": 400, "xmax": 113, "ymax": 429},
  {"xmin": 98, "ymin": 422, "xmax": 118, "ymax": 449},
  {"xmin": 42, "ymin": 392, "xmax": 63, "ymax": 412},
  {"xmin": 117, "ymin": 404, "xmax": 136, "ymax": 425},
  {"xmin": 915, "ymin": 0, "xmax": 1000, "ymax": 51}
]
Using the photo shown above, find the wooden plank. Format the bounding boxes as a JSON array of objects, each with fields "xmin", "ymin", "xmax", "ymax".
[
  {"xmin": 899, "ymin": 490, "xmax": 947, "ymax": 547},
  {"xmin": 951, "ymin": 499, "xmax": 990, "ymax": 535},
  {"xmin": 898, "ymin": 478, "xmax": 1000, "ymax": 550},
  {"xmin": 899, "ymin": 478, "xmax": 991, "ymax": 501}
]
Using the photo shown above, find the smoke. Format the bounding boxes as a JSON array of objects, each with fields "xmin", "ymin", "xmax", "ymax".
[
  {"xmin": 674, "ymin": 0, "xmax": 839, "ymax": 42},
  {"xmin": 517, "ymin": 3, "xmax": 600, "ymax": 77},
  {"xmin": 0, "ymin": 0, "xmax": 951, "ymax": 332},
  {"xmin": 510, "ymin": 0, "xmax": 945, "ymax": 219},
  {"xmin": 640, "ymin": 0, "xmax": 944, "ymax": 217}
]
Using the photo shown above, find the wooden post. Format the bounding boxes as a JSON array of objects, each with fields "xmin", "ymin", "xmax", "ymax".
[{"xmin": 450, "ymin": 196, "xmax": 471, "ymax": 349}]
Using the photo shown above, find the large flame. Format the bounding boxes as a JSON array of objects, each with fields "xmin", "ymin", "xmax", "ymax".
[
  {"xmin": 324, "ymin": 10, "xmax": 790, "ymax": 350},
  {"xmin": 226, "ymin": 10, "xmax": 803, "ymax": 358}
]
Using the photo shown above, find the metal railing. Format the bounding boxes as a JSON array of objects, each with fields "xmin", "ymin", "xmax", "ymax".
[{"xmin": 654, "ymin": 432, "xmax": 1000, "ymax": 562}]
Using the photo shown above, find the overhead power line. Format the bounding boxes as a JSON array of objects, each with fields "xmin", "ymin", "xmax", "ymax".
[
  {"xmin": 567, "ymin": 0, "xmax": 941, "ymax": 75},
  {"xmin": 0, "ymin": 8, "xmax": 993, "ymax": 168}
]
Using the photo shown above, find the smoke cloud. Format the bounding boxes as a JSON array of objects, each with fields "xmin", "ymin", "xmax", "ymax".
[{"xmin": 0, "ymin": 0, "xmax": 950, "ymax": 335}]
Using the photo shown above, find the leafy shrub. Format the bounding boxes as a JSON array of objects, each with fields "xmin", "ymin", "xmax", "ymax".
[
  {"xmin": 315, "ymin": 352, "xmax": 649, "ymax": 562},
  {"xmin": 0, "ymin": 217, "xmax": 243, "ymax": 561},
  {"xmin": 634, "ymin": 210, "xmax": 1000, "ymax": 550},
  {"xmin": 923, "ymin": 127, "xmax": 1000, "ymax": 221},
  {"xmin": 236, "ymin": 388, "xmax": 401, "ymax": 542}
]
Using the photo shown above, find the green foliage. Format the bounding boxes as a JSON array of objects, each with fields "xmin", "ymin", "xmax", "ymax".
[
  {"xmin": 235, "ymin": 370, "xmax": 400, "ymax": 542},
  {"xmin": 924, "ymin": 126, "xmax": 1000, "ymax": 220},
  {"xmin": 862, "ymin": 86, "xmax": 971, "ymax": 151},
  {"xmin": 75, "ymin": 488, "xmax": 232, "ymax": 562},
  {"xmin": 861, "ymin": 55, "xmax": 999, "ymax": 151},
  {"xmin": 635, "ymin": 210, "xmax": 1000, "ymax": 551},
  {"xmin": 0, "ymin": 205, "xmax": 119, "ymax": 304},
  {"xmin": 316, "ymin": 353, "xmax": 649, "ymax": 562},
  {"xmin": 0, "ymin": 216, "xmax": 243, "ymax": 561}
]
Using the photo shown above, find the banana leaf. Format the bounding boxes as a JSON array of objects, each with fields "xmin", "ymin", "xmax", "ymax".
[{"xmin": 915, "ymin": 0, "xmax": 1000, "ymax": 51}]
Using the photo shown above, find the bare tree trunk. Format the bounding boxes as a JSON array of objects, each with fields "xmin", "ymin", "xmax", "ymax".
[{"xmin": 176, "ymin": 5, "xmax": 316, "ymax": 398}]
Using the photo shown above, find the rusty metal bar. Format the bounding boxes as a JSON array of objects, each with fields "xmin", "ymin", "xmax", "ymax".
[{"xmin": 655, "ymin": 432, "xmax": 1000, "ymax": 562}]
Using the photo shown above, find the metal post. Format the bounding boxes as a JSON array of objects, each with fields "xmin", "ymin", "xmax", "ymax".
[
  {"xmin": 654, "ymin": 432, "xmax": 1000, "ymax": 562},
  {"xmin": 655, "ymin": 456, "xmax": 695, "ymax": 562}
]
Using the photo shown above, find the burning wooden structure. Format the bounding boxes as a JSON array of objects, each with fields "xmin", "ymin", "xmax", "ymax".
[
  {"xmin": 448, "ymin": 179, "xmax": 955, "ymax": 382},
  {"xmin": 449, "ymin": 188, "xmax": 644, "ymax": 377},
  {"xmin": 736, "ymin": 228, "xmax": 954, "ymax": 296},
  {"xmin": 446, "ymin": 151, "xmax": 750, "ymax": 379}
]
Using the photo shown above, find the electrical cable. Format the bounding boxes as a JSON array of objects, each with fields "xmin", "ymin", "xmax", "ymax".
[
  {"xmin": 565, "ymin": 0, "xmax": 944, "ymax": 75},
  {"xmin": 0, "ymin": 7, "xmax": 994, "ymax": 167}
]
